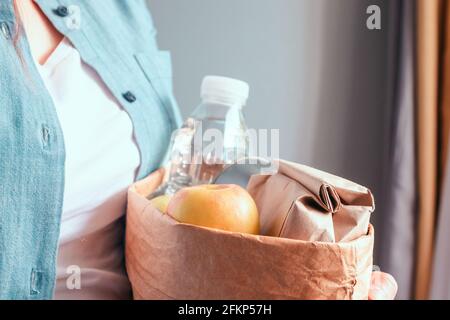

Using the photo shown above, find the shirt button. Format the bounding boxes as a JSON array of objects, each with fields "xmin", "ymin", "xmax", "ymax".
[
  {"xmin": 30, "ymin": 269, "xmax": 43, "ymax": 296},
  {"xmin": 123, "ymin": 91, "xmax": 137, "ymax": 103},
  {"xmin": 1, "ymin": 22, "xmax": 11, "ymax": 40},
  {"xmin": 54, "ymin": 6, "xmax": 69, "ymax": 17},
  {"xmin": 41, "ymin": 125, "xmax": 50, "ymax": 148}
]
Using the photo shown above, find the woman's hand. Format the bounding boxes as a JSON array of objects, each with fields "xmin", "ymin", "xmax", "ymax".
[{"xmin": 368, "ymin": 271, "xmax": 398, "ymax": 300}]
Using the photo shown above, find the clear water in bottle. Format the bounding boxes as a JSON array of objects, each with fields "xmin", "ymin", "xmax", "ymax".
[{"xmin": 148, "ymin": 76, "xmax": 250, "ymax": 199}]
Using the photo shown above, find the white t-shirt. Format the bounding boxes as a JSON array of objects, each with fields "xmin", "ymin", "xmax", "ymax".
[{"xmin": 35, "ymin": 38, "xmax": 141, "ymax": 299}]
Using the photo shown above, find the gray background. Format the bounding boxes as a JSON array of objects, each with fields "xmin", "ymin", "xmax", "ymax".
[{"xmin": 147, "ymin": 0, "xmax": 390, "ymax": 244}]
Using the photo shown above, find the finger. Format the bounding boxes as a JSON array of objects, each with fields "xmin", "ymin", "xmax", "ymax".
[{"xmin": 368, "ymin": 271, "xmax": 398, "ymax": 300}]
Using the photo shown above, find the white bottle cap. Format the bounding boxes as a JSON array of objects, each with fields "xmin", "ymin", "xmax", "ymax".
[{"xmin": 201, "ymin": 76, "xmax": 250, "ymax": 108}]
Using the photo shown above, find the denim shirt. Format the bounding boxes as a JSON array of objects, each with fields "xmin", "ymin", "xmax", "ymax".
[{"xmin": 0, "ymin": 0, "xmax": 181, "ymax": 299}]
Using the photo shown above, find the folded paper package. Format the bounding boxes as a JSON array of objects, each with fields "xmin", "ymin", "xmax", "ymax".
[{"xmin": 125, "ymin": 160, "xmax": 375, "ymax": 300}]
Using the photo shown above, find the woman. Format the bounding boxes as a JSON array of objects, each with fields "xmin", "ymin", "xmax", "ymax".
[{"xmin": 0, "ymin": 0, "xmax": 397, "ymax": 300}]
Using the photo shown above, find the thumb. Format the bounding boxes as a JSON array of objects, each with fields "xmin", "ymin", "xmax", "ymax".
[{"xmin": 368, "ymin": 271, "xmax": 398, "ymax": 300}]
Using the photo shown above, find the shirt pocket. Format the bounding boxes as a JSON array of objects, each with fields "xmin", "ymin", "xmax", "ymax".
[{"xmin": 133, "ymin": 51, "xmax": 181, "ymax": 130}]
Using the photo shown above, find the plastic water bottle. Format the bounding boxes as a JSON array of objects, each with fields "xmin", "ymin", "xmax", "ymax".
[{"xmin": 148, "ymin": 76, "xmax": 250, "ymax": 198}]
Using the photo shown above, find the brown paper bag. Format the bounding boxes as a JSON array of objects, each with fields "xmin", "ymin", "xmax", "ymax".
[
  {"xmin": 248, "ymin": 160, "xmax": 374, "ymax": 242},
  {"xmin": 125, "ymin": 162, "xmax": 375, "ymax": 300}
]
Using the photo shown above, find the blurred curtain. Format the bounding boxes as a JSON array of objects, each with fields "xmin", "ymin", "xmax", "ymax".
[
  {"xmin": 380, "ymin": 0, "xmax": 450, "ymax": 300},
  {"xmin": 378, "ymin": 0, "xmax": 416, "ymax": 300},
  {"xmin": 414, "ymin": 0, "xmax": 441, "ymax": 300},
  {"xmin": 430, "ymin": 0, "xmax": 450, "ymax": 300},
  {"xmin": 440, "ymin": 2, "xmax": 450, "ymax": 174},
  {"xmin": 415, "ymin": 0, "xmax": 450, "ymax": 300},
  {"xmin": 431, "ymin": 145, "xmax": 450, "ymax": 299}
]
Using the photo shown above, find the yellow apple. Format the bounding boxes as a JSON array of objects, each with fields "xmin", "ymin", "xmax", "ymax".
[
  {"xmin": 167, "ymin": 184, "xmax": 260, "ymax": 235},
  {"xmin": 149, "ymin": 195, "xmax": 172, "ymax": 214}
]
